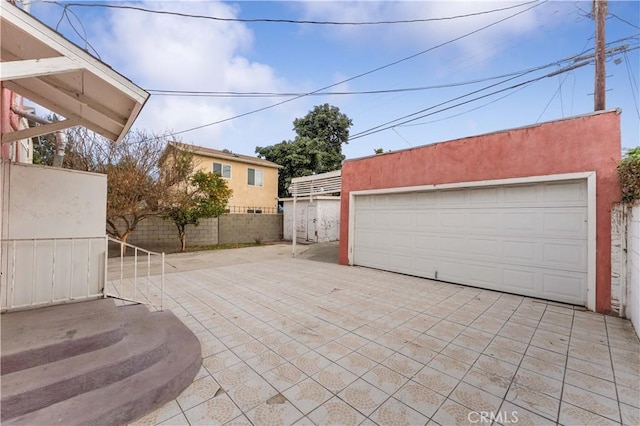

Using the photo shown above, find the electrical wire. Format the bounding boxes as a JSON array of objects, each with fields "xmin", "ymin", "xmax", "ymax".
[
  {"xmin": 145, "ymin": 34, "xmax": 638, "ymax": 98},
  {"xmin": 535, "ymin": 67, "xmax": 572, "ymax": 123},
  {"xmin": 349, "ymin": 61, "xmax": 593, "ymax": 141},
  {"xmin": 623, "ymin": 51, "xmax": 640, "ymax": 119},
  {"xmin": 44, "ymin": 0, "xmax": 538, "ymax": 26},
  {"xmin": 146, "ymin": 67, "xmax": 573, "ymax": 98},
  {"xmin": 609, "ymin": 13, "xmax": 640, "ymax": 30},
  {"xmin": 351, "ymin": 44, "xmax": 638, "ymax": 141},
  {"xmin": 397, "ymin": 83, "xmax": 534, "ymax": 128}
]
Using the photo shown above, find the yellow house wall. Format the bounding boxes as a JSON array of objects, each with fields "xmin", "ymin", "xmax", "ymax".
[{"xmin": 192, "ymin": 153, "xmax": 279, "ymax": 210}]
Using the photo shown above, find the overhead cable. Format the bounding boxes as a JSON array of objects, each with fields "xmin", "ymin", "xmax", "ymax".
[{"xmin": 45, "ymin": 0, "xmax": 538, "ymax": 26}]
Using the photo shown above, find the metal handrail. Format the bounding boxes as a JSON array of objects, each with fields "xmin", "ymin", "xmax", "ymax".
[{"xmin": 105, "ymin": 236, "xmax": 165, "ymax": 311}]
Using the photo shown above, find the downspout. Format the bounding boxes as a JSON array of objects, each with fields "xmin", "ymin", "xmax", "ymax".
[{"xmin": 10, "ymin": 107, "xmax": 66, "ymax": 167}]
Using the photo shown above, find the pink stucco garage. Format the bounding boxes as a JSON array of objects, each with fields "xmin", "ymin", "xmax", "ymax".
[{"xmin": 339, "ymin": 110, "xmax": 621, "ymax": 314}]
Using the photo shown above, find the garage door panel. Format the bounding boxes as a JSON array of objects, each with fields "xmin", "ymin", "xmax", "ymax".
[
  {"xmin": 542, "ymin": 242, "xmax": 587, "ymax": 270},
  {"xmin": 440, "ymin": 212, "xmax": 466, "ymax": 228},
  {"xmin": 464, "ymin": 263, "xmax": 501, "ymax": 286},
  {"xmin": 388, "ymin": 192, "xmax": 415, "ymax": 206},
  {"xmin": 542, "ymin": 272, "xmax": 586, "ymax": 304},
  {"xmin": 503, "ymin": 184, "xmax": 539, "ymax": 204},
  {"xmin": 353, "ymin": 179, "xmax": 588, "ymax": 305},
  {"xmin": 503, "ymin": 240, "xmax": 537, "ymax": 262},
  {"xmin": 543, "ymin": 211, "xmax": 587, "ymax": 236},
  {"xmin": 391, "ymin": 232, "xmax": 414, "ymax": 249},
  {"xmin": 466, "ymin": 212, "xmax": 501, "ymax": 230},
  {"xmin": 439, "ymin": 235, "xmax": 469, "ymax": 253},
  {"xmin": 502, "ymin": 212, "xmax": 540, "ymax": 233},
  {"xmin": 503, "ymin": 268, "xmax": 537, "ymax": 291},
  {"xmin": 467, "ymin": 238, "xmax": 501, "ymax": 256},
  {"xmin": 543, "ymin": 181, "xmax": 587, "ymax": 204},
  {"xmin": 468, "ymin": 187, "xmax": 500, "ymax": 204},
  {"xmin": 413, "ymin": 235, "xmax": 439, "ymax": 251},
  {"xmin": 439, "ymin": 189, "xmax": 467, "ymax": 206},
  {"xmin": 415, "ymin": 191, "xmax": 439, "ymax": 206}
]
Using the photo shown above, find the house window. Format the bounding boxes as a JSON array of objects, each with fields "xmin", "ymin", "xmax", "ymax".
[
  {"xmin": 247, "ymin": 168, "xmax": 263, "ymax": 186},
  {"xmin": 213, "ymin": 162, "xmax": 231, "ymax": 178}
]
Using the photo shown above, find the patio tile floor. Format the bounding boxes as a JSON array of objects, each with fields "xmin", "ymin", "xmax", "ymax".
[{"xmin": 127, "ymin": 256, "xmax": 640, "ymax": 426}]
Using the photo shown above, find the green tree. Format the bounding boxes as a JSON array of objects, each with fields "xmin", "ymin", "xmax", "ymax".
[
  {"xmin": 166, "ymin": 171, "xmax": 232, "ymax": 252},
  {"xmin": 256, "ymin": 103, "xmax": 353, "ymax": 197}
]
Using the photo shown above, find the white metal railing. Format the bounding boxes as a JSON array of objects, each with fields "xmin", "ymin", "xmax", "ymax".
[
  {"xmin": 105, "ymin": 236, "xmax": 164, "ymax": 311},
  {"xmin": 0, "ymin": 236, "xmax": 105, "ymax": 311}
]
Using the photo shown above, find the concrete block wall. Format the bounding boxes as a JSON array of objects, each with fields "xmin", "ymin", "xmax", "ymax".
[
  {"xmin": 219, "ymin": 214, "xmax": 283, "ymax": 244},
  {"xmin": 111, "ymin": 214, "xmax": 282, "ymax": 250},
  {"xmin": 113, "ymin": 216, "xmax": 218, "ymax": 251}
]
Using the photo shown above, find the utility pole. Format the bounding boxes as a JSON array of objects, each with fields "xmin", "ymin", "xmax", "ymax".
[{"xmin": 593, "ymin": 0, "xmax": 608, "ymax": 111}]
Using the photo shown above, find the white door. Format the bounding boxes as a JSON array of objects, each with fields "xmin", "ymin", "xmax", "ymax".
[{"xmin": 352, "ymin": 180, "xmax": 588, "ymax": 305}]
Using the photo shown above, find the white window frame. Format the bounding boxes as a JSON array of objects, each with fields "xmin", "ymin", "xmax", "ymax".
[
  {"xmin": 213, "ymin": 162, "xmax": 231, "ymax": 179},
  {"xmin": 247, "ymin": 168, "xmax": 263, "ymax": 187}
]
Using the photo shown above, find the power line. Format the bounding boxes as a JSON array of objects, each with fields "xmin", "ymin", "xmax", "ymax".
[
  {"xmin": 349, "ymin": 43, "xmax": 638, "ymax": 141},
  {"xmin": 153, "ymin": 1, "xmax": 548, "ymax": 139},
  {"xmin": 623, "ymin": 51, "xmax": 640, "ymax": 119},
  {"xmin": 45, "ymin": 0, "xmax": 538, "ymax": 26},
  {"xmin": 397, "ymin": 83, "xmax": 534, "ymax": 128},
  {"xmin": 143, "ymin": 34, "xmax": 636, "ymax": 99},
  {"xmin": 609, "ymin": 13, "xmax": 640, "ymax": 30},
  {"xmin": 536, "ymin": 68, "xmax": 572, "ymax": 122},
  {"xmin": 146, "ymin": 66, "xmax": 577, "ymax": 98},
  {"xmin": 349, "ymin": 61, "xmax": 594, "ymax": 141}
]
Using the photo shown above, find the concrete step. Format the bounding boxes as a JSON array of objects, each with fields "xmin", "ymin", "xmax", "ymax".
[
  {"xmin": 1, "ymin": 305, "xmax": 168, "ymax": 420},
  {"xmin": 5, "ymin": 309, "xmax": 202, "ymax": 426},
  {"xmin": 1, "ymin": 299, "xmax": 125, "ymax": 375}
]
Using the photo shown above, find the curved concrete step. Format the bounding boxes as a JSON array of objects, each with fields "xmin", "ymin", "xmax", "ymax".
[
  {"xmin": 1, "ymin": 305, "xmax": 168, "ymax": 420},
  {"xmin": 1, "ymin": 299, "xmax": 125, "ymax": 374},
  {"xmin": 5, "ymin": 310, "xmax": 202, "ymax": 426}
]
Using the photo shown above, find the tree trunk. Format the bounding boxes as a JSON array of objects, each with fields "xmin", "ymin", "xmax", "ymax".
[
  {"xmin": 120, "ymin": 231, "xmax": 130, "ymax": 256},
  {"xmin": 180, "ymin": 232, "xmax": 186, "ymax": 252}
]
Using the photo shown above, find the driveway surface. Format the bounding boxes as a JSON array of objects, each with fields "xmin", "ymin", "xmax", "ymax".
[{"xmin": 126, "ymin": 243, "xmax": 640, "ymax": 426}]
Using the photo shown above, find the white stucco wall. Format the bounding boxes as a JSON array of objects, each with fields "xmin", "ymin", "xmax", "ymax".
[
  {"xmin": 611, "ymin": 204, "xmax": 626, "ymax": 316},
  {"xmin": 1, "ymin": 163, "xmax": 107, "ymax": 309},
  {"xmin": 627, "ymin": 205, "xmax": 640, "ymax": 338},
  {"xmin": 282, "ymin": 197, "xmax": 340, "ymax": 243},
  {"xmin": 5, "ymin": 163, "xmax": 106, "ymax": 239}
]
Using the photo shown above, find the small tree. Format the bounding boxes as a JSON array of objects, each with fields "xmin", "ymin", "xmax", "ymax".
[
  {"xmin": 166, "ymin": 171, "xmax": 232, "ymax": 251},
  {"xmin": 63, "ymin": 128, "xmax": 192, "ymax": 246}
]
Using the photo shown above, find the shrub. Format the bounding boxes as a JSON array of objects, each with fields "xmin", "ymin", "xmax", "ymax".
[{"xmin": 618, "ymin": 146, "xmax": 640, "ymax": 204}]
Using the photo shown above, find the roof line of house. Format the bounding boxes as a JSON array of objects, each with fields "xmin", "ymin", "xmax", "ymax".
[{"xmin": 169, "ymin": 141, "xmax": 283, "ymax": 169}]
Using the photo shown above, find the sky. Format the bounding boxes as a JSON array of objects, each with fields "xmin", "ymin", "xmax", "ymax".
[{"xmin": 25, "ymin": 0, "xmax": 640, "ymax": 160}]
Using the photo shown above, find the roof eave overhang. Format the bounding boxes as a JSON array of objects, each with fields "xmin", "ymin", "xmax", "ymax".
[{"xmin": 0, "ymin": 2, "xmax": 149, "ymax": 144}]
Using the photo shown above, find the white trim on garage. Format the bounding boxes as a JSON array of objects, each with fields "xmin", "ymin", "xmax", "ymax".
[{"xmin": 348, "ymin": 172, "xmax": 597, "ymax": 311}]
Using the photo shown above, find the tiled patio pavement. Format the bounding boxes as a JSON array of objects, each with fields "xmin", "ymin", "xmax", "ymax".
[{"xmin": 129, "ymin": 256, "xmax": 640, "ymax": 426}]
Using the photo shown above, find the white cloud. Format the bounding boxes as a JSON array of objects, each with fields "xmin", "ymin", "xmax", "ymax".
[
  {"xmin": 89, "ymin": 1, "xmax": 297, "ymax": 153},
  {"xmin": 295, "ymin": 1, "xmax": 565, "ymax": 63}
]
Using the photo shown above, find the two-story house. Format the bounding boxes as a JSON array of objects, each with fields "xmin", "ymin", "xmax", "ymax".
[{"xmin": 168, "ymin": 142, "xmax": 282, "ymax": 213}]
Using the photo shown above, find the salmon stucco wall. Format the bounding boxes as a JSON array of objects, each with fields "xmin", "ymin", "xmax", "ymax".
[{"xmin": 339, "ymin": 110, "xmax": 622, "ymax": 313}]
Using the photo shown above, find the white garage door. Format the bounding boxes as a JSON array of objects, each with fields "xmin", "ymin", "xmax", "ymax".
[{"xmin": 353, "ymin": 180, "xmax": 588, "ymax": 305}]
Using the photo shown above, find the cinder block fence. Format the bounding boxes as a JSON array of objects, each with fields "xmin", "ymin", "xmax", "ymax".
[{"xmin": 113, "ymin": 214, "xmax": 283, "ymax": 252}]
